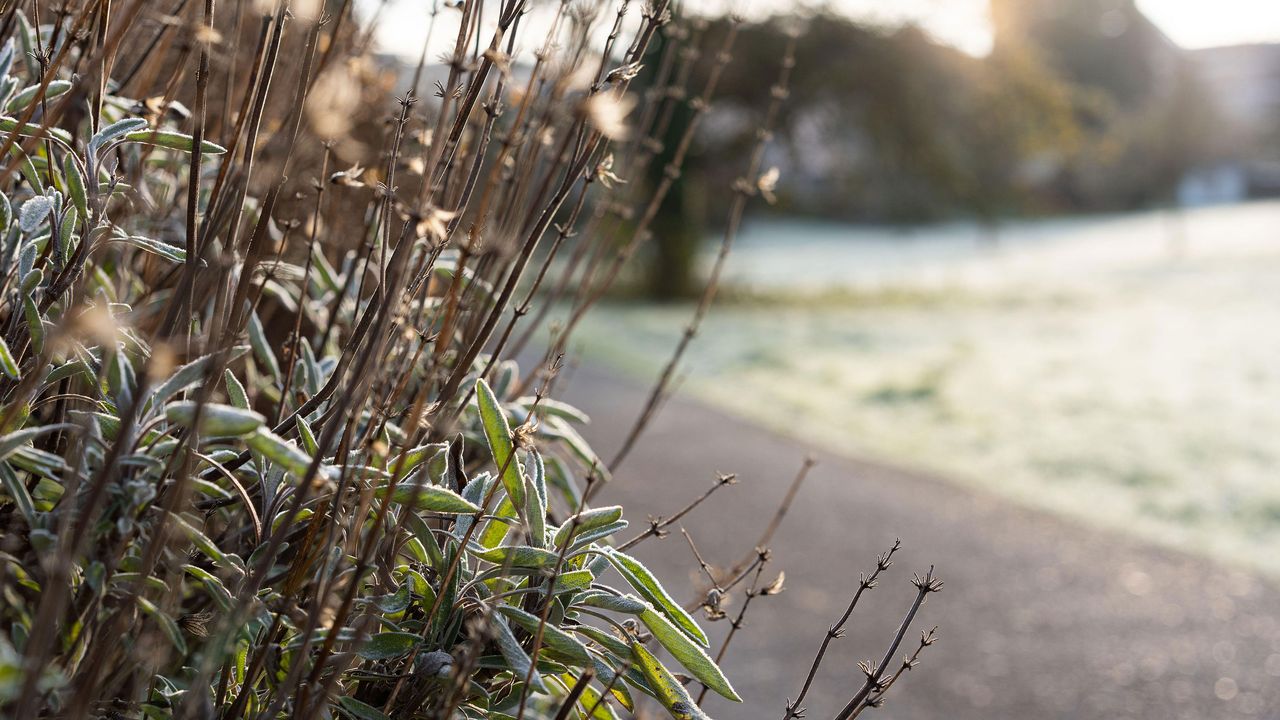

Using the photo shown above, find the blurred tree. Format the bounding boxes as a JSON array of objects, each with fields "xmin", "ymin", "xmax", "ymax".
[
  {"xmin": 633, "ymin": 0, "xmax": 1229, "ymax": 291},
  {"xmin": 629, "ymin": 28, "xmax": 708, "ymax": 301},
  {"xmin": 646, "ymin": 94, "xmax": 706, "ymax": 300}
]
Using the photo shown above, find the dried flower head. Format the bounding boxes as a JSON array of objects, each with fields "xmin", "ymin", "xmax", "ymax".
[
  {"xmin": 581, "ymin": 91, "xmax": 636, "ymax": 140},
  {"xmin": 761, "ymin": 571, "xmax": 786, "ymax": 596},
  {"xmin": 758, "ymin": 166, "xmax": 780, "ymax": 204},
  {"xmin": 330, "ymin": 163, "xmax": 367, "ymax": 187},
  {"xmin": 307, "ymin": 64, "xmax": 363, "ymax": 139},
  {"xmin": 595, "ymin": 154, "xmax": 625, "ymax": 188}
]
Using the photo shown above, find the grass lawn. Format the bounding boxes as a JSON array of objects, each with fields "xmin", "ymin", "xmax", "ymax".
[{"xmin": 568, "ymin": 202, "xmax": 1280, "ymax": 575}]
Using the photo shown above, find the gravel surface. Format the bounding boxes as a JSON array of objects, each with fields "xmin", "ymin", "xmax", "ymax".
[{"xmin": 557, "ymin": 364, "xmax": 1280, "ymax": 720}]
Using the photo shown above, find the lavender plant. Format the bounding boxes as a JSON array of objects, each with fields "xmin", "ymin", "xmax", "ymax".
[{"xmin": 0, "ymin": 2, "xmax": 940, "ymax": 719}]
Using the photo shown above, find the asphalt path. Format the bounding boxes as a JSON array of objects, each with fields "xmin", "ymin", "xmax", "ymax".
[{"xmin": 556, "ymin": 363, "xmax": 1280, "ymax": 720}]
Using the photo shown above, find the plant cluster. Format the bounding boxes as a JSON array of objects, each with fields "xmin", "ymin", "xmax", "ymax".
[{"xmin": 0, "ymin": 2, "xmax": 940, "ymax": 719}]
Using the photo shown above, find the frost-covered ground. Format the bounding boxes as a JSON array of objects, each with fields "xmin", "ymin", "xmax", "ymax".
[{"xmin": 571, "ymin": 200, "xmax": 1280, "ymax": 575}]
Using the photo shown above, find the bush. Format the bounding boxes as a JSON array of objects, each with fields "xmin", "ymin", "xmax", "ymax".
[{"xmin": 0, "ymin": 2, "xmax": 939, "ymax": 718}]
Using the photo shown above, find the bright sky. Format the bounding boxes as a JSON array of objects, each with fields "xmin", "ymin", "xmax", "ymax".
[
  {"xmin": 880, "ymin": 0, "xmax": 1280, "ymax": 55},
  {"xmin": 367, "ymin": 0, "xmax": 1280, "ymax": 60}
]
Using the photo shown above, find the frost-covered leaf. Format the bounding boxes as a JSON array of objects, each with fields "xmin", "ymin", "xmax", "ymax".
[
  {"xmin": 136, "ymin": 597, "xmax": 186, "ymax": 655},
  {"xmin": 475, "ymin": 378, "xmax": 526, "ymax": 509},
  {"xmin": 165, "ymin": 401, "xmax": 265, "ymax": 437},
  {"xmin": 604, "ymin": 548, "xmax": 708, "ymax": 647},
  {"xmin": 470, "ymin": 544, "xmax": 560, "ymax": 569},
  {"xmin": 246, "ymin": 428, "xmax": 315, "ymax": 478},
  {"xmin": 576, "ymin": 591, "xmax": 646, "ymax": 615},
  {"xmin": 337, "ymin": 697, "xmax": 391, "ymax": 720},
  {"xmin": 375, "ymin": 481, "xmax": 480, "ymax": 514},
  {"xmin": 553, "ymin": 505, "xmax": 623, "ymax": 548},
  {"xmin": 5, "ymin": 79, "xmax": 72, "ymax": 113},
  {"xmin": 0, "ymin": 336, "xmax": 17, "ymax": 379},
  {"xmin": 631, "ymin": 641, "xmax": 713, "ymax": 720},
  {"xmin": 491, "ymin": 613, "xmax": 548, "ymax": 693},
  {"xmin": 89, "ymin": 117, "xmax": 148, "ymax": 154},
  {"xmin": 527, "ymin": 450, "xmax": 548, "ymax": 548},
  {"xmin": 18, "ymin": 195, "xmax": 51, "ymax": 233},
  {"xmin": 124, "ymin": 128, "xmax": 226, "ymax": 154},
  {"xmin": 0, "ymin": 462, "xmax": 34, "ymax": 522},
  {"xmin": 497, "ymin": 605, "xmax": 591, "ymax": 665},
  {"xmin": 248, "ymin": 311, "xmax": 280, "ymax": 381},
  {"xmin": 151, "ymin": 346, "xmax": 247, "ymax": 409},
  {"xmin": 0, "ymin": 424, "xmax": 74, "ymax": 461},
  {"xmin": 63, "ymin": 155, "xmax": 87, "ymax": 220},
  {"xmin": 0, "ymin": 116, "xmax": 73, "ymax": 146},
  {"xmin": 115, "ymin": 235, "xmax": 187, "ymax": 263},
  {"xmin": 639, "ymin": 605, "xmax": 739, "ymax": 702}
]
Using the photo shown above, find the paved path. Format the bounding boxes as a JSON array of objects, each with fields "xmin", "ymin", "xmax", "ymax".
[{"xmin": 557, "ymin": 364, "xmax": 1280, "ymax": 720}]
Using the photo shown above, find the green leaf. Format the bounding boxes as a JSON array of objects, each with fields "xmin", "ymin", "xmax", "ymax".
[
  {"xmin": 0, "ymin": 462, "xmax": 34, "ymax": 522},
  {"xmin": 248, "ymin": 311, "xmax": 280, "ymax": 381},
  {"xmin": 375, "ymin": 481, "xmax": 480, "ymax": 514},
  {"xmin": 182, "ymin": 564, "xmax": 234, "ymax": 611},
  {"xmin": 62, "ymin": 154, "xmax": 87, "ymax": 220},
  {"xmin": 20, "ymin": 267, "xmax": 40, "ymax": 295},
  {"xmin": 136, "ymin": 597, "xmax": 187, "ymax": 656},
  {"xmin": 475, "ymin": 378, "xmax": 525, "ymax": 509},
  {"xmin": 565, "ymin": 672, "xmax": 620, "ymax": 720},
  {"xmin": 337, "ymin": 697, "xmax": 392, "ymax": 720},
  {"xmin": 151, "ymin": 346, "xmax": 248, "ymax": 410},
  {"xmin": 21, "ymin": 294, "xmax": 41, "ymax": 356},
  {"xmin": 224, "ymin": 369, "xmax": 249, "ymax": 408},
  {"xmin": 471, "ymin": 544, "xmax": 560, "ymax": 569},
  {"xmin": 639, "ymin": 606, "xmax": 739, "ymax": 702},
  {"xmin": 57, "ymin": 208, "xmax": 75, "ymax": 263},
  {"xmin": 0, "ymin": 37, "xmax": 15, "ymax": 81},
  {"xmin": 604, "ymin": 548, "xmax": 708, "ymax": 647},
  {"xmin": 588, "ymin": 655, "xmax": 637, "ymax": 711},
  {"xmin": 0, "ymin": 424, "xmax": 75, "ymax": 461},
  {"xmin": 527, "ymin": 450, "xmax": 548, "ymax": 548},
  {"xmin": 296, "ymin": 416, "xmax": 318, "ymax": 456},
  {"xmin": 631, "ymin": 641, "xmax": 713, "ymax": 720},
  {"xmin": 168, "ymin": 512, "xmax": 238, "ymax": 575},
  {"xmin": 124, "ymin": 128, "xmax": 227, "ymax": 154},
  {"xmin": 479, "ymin": 495, "xmax": 518, "ymax": 549},
  {"xmin": 402, "ymin": 511, "xmax": 445, "ymax": 568},
  {"xmin": 0, "ymin": 336, "xmax": 18, "ymax": 379},
  {"xmin": 356, "ymin": 632, "xmax": 420, "ymax": 660},
  {"xmin": 522, "ymin": 396, "xmax": 590, "ymax": 424},
  {"xmin": 553, "ymin": 505, "xmax": 623, "ymax": 548},
  {"xmin": 165, "ymin": 401, "xmax": 265, "ymax": 436},
  {"xmin": 10, "ymin": 146, "xmax": 42, "ymax": 193},
  {"xmin": 497, "ymin": 605, "xmax": 592, "ymax": 665},
  {"xmin": 544, "ymin": 415, "xmax": 609, "ymax": 482}
]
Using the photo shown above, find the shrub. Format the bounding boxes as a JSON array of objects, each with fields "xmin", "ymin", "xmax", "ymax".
[{"xmin": 0, "ymin": 2, "xmax": 940, "ymax": 719}]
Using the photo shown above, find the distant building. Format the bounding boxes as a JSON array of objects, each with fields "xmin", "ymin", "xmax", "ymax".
[
  {"xmin": 1190, "ymin": 44, "xmax": 1280, "ymax": 138},
  {"xmin": 1184, "ymin": 44, "xmax": 1280, "ymax": 202}
]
